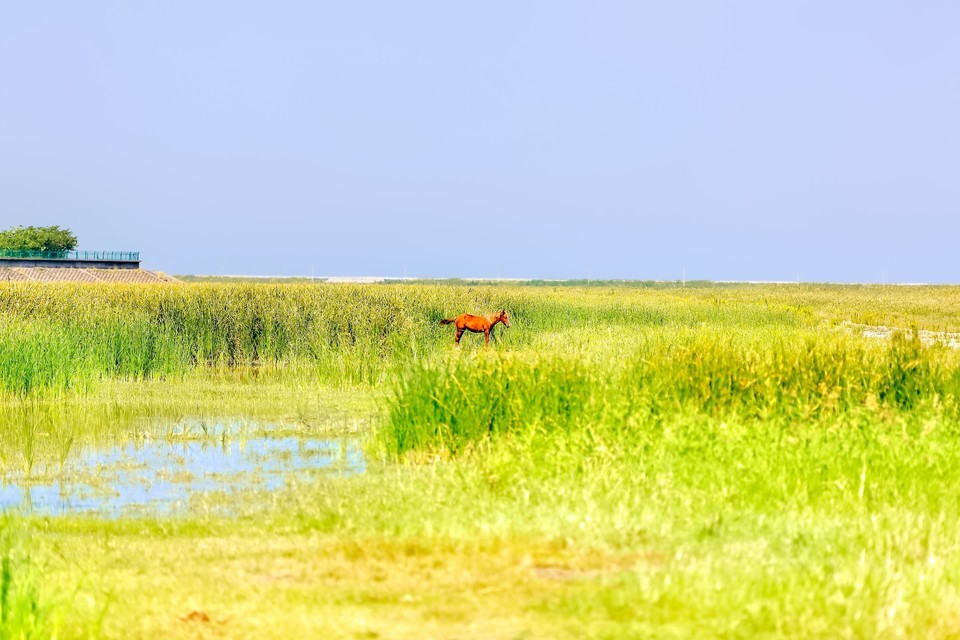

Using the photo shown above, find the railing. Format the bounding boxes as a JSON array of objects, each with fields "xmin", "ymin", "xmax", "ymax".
[{"xmin": 0, "ymin": 250, "xmax": 140, "ymax": 261}]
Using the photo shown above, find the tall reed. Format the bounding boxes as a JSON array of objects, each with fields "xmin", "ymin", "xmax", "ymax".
[
  {"xmin": 0, "ymin": 282, "xmax": 802, "ymax": 395},
  {"xmin": 3, "ymin": 281, "xmax": 960, "ymax": 399},
  {"xmin": 381, "ymin": 329, "xmax": 960, "ymax": 457}
]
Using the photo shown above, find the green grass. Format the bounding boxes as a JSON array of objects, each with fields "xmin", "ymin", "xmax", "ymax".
[
  {"xmin": 4, "ymin": 281, "xmax": 960, "ymax": 637},
  {"xmin": 0, "ymin": 519, "xmax": 62, "ymax": 639},
  {"xmin": 27, "ymin": 406, "xmax": 960, "ymax": 637},
  {"xmin": 292, "ymin": 410, "xmax": 960, "ymax": 637},
  {"xmin": 381, "ymin": 326, "xmax": 960, "ymax": 457}
]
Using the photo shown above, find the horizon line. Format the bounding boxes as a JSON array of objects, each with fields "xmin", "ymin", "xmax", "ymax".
[{"xmin": 177, "ymin": 274, "xmax": 947, "ymax": 286}]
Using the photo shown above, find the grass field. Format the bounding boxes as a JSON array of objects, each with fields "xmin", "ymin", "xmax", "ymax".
[{"xmin": 2, "ymin": 281, "xmax": 960, "ymax": 638}]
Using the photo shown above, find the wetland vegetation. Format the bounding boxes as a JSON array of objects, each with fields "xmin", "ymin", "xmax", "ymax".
[{"xmin": 3, "ymin": 281, "xmax": 960, "ymax": 638}]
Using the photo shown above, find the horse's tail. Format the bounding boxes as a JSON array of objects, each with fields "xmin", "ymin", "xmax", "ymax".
[{"xmin": 439, "ymin": 318, "xmax": 454, "ymax": 325}]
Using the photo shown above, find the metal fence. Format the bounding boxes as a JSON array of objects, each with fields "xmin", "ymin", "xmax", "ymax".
[{"xmin": 0, "ymin": 250, "xmax": 140, "ymax": 261}]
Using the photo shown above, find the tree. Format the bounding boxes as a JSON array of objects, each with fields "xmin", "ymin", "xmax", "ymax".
[{"xmin": 0, "ymin": 226, "xmax": 78, "ymax": 253}]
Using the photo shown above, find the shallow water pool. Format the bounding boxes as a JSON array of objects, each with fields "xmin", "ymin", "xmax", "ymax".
[{"xmin": 0, "ymin": 421, "xmax": 364, "ymax": 517}]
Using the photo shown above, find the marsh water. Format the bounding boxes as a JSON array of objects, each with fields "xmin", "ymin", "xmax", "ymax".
[{"xmin": 0, "ymin": 420, "xmax": 364, "ymax": 517}]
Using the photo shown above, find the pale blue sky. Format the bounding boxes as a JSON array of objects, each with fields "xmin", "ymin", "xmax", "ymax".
[{"xmin": 1, "ymin": 2, "xmax": 958, "ymax": 281}]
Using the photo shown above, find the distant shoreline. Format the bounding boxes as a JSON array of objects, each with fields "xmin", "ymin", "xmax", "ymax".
[{"xmin": 175, "ymin": 275, "xmax": 944, "ymax": 286}]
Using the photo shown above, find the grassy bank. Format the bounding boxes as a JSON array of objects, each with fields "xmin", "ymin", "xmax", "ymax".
[{"xmin": 28, "ymin": 404, "xmax": 960, "ymax": 638}]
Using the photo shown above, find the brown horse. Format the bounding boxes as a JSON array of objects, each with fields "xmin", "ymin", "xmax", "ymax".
[{"xmin": 439, "ymin": 310, "xmax": 510, "ymax": 346}]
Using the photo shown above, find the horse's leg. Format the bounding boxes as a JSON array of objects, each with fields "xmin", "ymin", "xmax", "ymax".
[
  {"xmin": 484, "ymin": 329, "xmax": 490, "ymax": 347},
  {"xmin": 455, "ymin": 328, "xmax": 464, "ymax": 346}
]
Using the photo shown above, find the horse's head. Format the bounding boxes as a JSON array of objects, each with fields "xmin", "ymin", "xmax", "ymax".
[{"xmin": 498, "ymin": 310, "xmax": 510, "ymax": 328}]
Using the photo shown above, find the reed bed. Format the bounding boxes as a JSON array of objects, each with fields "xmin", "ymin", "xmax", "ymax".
[
  {"xmin": 382, "ymin": 328, "xmax": 960, "ymax": 456},
  {"xmin": 3, "ymin": 281, "xmax": 960, "ymax": 637},
  {"xmin": 4, "ymin": 281, "xmax": 960, "ymax": 396},
  {"xmin": 0, "ymin": 281, "xmax": 800, "ymax": 394}
]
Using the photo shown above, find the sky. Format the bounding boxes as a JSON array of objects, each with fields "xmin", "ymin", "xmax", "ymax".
[{"xmin": 1, "ymin": 2, "xmax": 958, "ymax": 282}]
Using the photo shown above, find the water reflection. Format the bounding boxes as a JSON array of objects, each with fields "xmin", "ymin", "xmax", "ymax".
[{"xmin": 0, "ymin": 429, "xmax": 364, "ymax": 517}]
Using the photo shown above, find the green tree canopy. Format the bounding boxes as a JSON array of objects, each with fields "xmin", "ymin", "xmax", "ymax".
[{"xmin": 0, "ymin": 226, "xmax": 78, "ymax": 252}]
